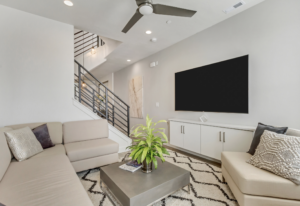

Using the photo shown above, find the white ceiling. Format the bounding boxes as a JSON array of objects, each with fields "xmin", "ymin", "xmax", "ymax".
[{"xmin": 0, "ymin": 0, "xmax": 264, "ymax": 78}]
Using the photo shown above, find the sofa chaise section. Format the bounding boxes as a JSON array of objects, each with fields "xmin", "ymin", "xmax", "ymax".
[
  {"xmin": 0, "ymin": 123, "xmax": 94, "ymax": 206},
  {"xmin": 0, "ymin": 154, "xmax": 93, "ymax": 206},
  {"xmin": 64, "ymin": 119, "xmax": 119, "ymax": 172}
]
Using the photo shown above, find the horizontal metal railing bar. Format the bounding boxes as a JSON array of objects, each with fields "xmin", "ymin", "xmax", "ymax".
[
  {"xmin": 75, "ymin": 95, "xmax": 107, "ymax": 117},
  {"xmin": 75, "ymin": 89, "xmax": 123, "ymax": 122},
  {"xmin": 109, "ymin": 121, "xmax": 128, "ymax": 133},
  {"xmin": 75, "ymin": 60, "xmax": 130, "ymax": 108},
  {"xmin": 74, "ymin": 75, "xmax": 106, "ymax": 100},
  {"xmin": 76, "ymin": 91, "xmax": 126, "ymax": 128},
  {"xmin": 114, "ymin": 117, "xmax": 128, "ymax": 128},
  {"xmin": 109, "ymin": 103, "xmax": 127, "ymax": 117},
  {"xmin": 74, "ymin": 41, "xmax": 98, "ymax": 54},
  {"xmin": 75, "ymin": 84, "xmax": 113, "ymax": 112},
  {"xmin": 107, "ymin": 95, "xmax": 127, "ymax": 111},
  {"xmin": 74, "ymin": 34, "xmax": 94, "ymax": 44},
  {"xmin": 79, "ymin": 72, "xmax": 107, "ymax": 95},
  {"xmin": 74, "ymin": 46, "xmax": 98, "ymax": 58},
  {"xmin": 74, "ymin": 32, "xmax": 94, "ymax": 40},
  {"xmin": 111, "ymin": 109, "xmax": 127, "ymax": 122},
  {"xmin": 74, "ymin": 37, "xmax": 98, "ymax": 49},
  {"xmin": 74, "ymin": 30, "xmax": 83, "ymax": 35},
  {"xmin": 107, "ymin": 100, "xmax": 127, "ymax": 115}
]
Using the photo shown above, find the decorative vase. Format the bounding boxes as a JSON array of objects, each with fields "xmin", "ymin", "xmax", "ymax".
[{"xmin": 142, "ymin": 160, "xmax": 153, "ymax": 173}]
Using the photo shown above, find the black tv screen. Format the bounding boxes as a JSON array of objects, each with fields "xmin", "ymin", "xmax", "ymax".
[{"xmin": 175, "ymin": 55, "xmax": 249, "ymax": 113}]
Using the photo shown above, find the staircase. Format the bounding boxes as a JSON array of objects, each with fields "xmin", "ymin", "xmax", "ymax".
[{"xmin": 74, "ymin": 60, "xmax": 130, "ymax": 137}]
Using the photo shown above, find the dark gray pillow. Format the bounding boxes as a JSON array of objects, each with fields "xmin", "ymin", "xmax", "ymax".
[
  {"xmin": 0, "ymin": 203, "xmax": 6, "ymax": 206},
  {"xmin": 32, "ymin": 124, "xmax": 55, "ymax": 149},
  {"xmin": 248, "ymin": 122, "xmax": 288, "ymax": 155}
]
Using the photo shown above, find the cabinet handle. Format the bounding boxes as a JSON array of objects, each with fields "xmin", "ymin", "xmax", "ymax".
[
  {"xmin": 223, "ymin": 132, "xmax": 225, "ymax": 143},
  {"xmin": 181, "ymin": 126, "xmax": 182, "ymax": 134},
  {"xmin": 219, "ymin": 132, "xmax": 221, "ymax": 142}
]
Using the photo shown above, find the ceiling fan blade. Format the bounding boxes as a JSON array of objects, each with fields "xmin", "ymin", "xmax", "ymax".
[
  {"xmin": 122, "ymin": 10, "xmax": 143, "ymax": 33},
  {"xmin": 153, "ymin": 4, "xmax": 197, "ymax": 17}
]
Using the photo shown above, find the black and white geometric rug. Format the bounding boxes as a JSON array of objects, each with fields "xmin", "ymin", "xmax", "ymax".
[{"xmin": 77, "ymin": 150, "xmax": 238, "ymax": 206}]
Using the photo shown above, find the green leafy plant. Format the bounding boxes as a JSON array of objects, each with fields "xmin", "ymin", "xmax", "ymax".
[{"xmin": 126, "ymin": 115, "xmax": 170, "ymax": 169}]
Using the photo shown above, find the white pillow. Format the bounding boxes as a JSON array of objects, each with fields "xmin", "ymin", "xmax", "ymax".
[
  {"xmin": 5, "ymin": 127, "xmax": 43, "ymax": 161},
  {"xmin": 248, "ymin": 130, "xmax": 300, "ymax": 185}
]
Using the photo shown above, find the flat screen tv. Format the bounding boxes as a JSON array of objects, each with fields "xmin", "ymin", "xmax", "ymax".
[{"xmin": 175, "ymin": 55, "xmax": 249, "ymax": 113}]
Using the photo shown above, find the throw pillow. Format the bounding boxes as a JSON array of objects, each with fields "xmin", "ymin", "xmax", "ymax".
[
  {"xmin": 247, "ymin": 130, "xmax": 300, "ymax": 185},
  {"xmin": 32, "ymin": 124, "xmax": 54, "ymax": 149},
  {"xmin": 248, "ymin": 122, "xmax": 288, "ymax": 155},
  {"xmin": 5, "ymin": 127, "xmax": 43, "ymax": 162}
]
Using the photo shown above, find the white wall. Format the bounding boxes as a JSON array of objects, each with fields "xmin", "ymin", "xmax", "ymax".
[
  {"xmin": 114, "ymin": 0, "xmax": 300, "ymax": 134},
  {"xmin": 0, "ymin": 5, "xmax": 93, "ymax": 127}
]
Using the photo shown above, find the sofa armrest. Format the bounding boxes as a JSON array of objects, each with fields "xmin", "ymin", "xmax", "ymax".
[{"xmin": 63, "ymin": 119, "xmax": 109, "ymax": 144}]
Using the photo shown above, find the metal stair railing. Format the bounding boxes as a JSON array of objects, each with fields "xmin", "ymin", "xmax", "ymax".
[{"xmin": 74, "ymin": 60, "xmax": 130, "ymax": 136}]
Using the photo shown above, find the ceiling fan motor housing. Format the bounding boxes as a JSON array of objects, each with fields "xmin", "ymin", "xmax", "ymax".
[{"xmin": 139, "ymin": 3, "xmax": 153, "ymax": 15}]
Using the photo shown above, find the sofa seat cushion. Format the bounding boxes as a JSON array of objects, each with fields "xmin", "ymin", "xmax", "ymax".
[
  {"xmin": 0, "ymin": 154, "xmax": 93, "ymax": 206},
  {"xmin": 65, "ymin": 138, "xmax": 119, "ymax": 162},
  {"xmin": 30, "ymin": 144, "xmax": 65, "ymax": 159},
  {"xmin": 222, "ymin": 152, "xmax": 300, "ymax": 201}
]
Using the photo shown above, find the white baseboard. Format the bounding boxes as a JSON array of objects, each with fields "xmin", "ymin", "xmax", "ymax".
[{"xmin": 165, "ymin": 143, "xmax": 221, "ymax": 164}]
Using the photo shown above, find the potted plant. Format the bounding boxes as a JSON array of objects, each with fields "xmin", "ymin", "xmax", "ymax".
[{"xmin": 127, "ymin": 115, "xmax": 170, "ymax": 173}]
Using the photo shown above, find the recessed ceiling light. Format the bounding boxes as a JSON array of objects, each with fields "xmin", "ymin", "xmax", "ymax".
[
  {"xmin": 151, "ymin": 38, "xmax": 157, "ymax": 43},
  {"xmin": 64, "ymin": 0, "xmax": 73, "ymax": 6},
  {"xmin": 127, "ymin": 59, "xmax": 131, "ymax": 62},
  {"xmin": 146, "ymin": 30, "xmax": 152, "ymax": 34},
  {"xmin": 166, "ymin": 20, "xmax": 172, "ymax": 24}
]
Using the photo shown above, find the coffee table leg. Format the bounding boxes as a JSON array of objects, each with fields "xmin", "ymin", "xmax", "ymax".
[{"xmin": 188, "ymin": 183, "xmax": 190, "ymax": 194}]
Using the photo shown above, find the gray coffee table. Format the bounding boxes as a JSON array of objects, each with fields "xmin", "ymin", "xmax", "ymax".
[{"xmin": 100, "ymin": 159, "xmax": 190, "ymax": 206}]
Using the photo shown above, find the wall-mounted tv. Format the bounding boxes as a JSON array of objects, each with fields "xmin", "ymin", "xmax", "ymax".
[{"xmin": 175, "ymin": 55, "xmax": 249, "ymax": 114}]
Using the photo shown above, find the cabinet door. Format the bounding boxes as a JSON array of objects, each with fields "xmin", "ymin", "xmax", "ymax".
[
  {"xmin": 200, "ymin": 125, "xmax": 223, "ymax": 160},
  {"xmin": 170, "ymin": 121, "xmax": 184, "ymax": 148},
  {"xmin": 222, "ymin": 128, "xmax": 253, "ymax": 153},
  {"xmin": 183, "ymin": 123, "xmax": 201, "ymax": 153}
]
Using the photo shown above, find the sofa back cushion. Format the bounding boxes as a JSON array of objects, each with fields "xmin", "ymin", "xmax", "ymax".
[
  {"xmin": 0, "ymin": 127, "xmax": 13, "ymax": 182},
  {"xmin": 7, "ymin": 122, "xmax": 62, "ymax": 144},
  {"xmin": 63, "ymin": 119, "xmax": 109, "ymax": 144},
  {"xmin": 286, "ymin": 128, "xmax": 300, "ymax": 137}
]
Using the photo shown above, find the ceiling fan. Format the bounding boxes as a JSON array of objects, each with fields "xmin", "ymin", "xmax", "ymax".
[{"xmin": 122, "ymin": 0, "xmax": 197, "ymax": 33}]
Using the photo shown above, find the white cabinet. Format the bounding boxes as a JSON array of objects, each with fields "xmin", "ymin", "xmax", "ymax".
[
  {"xmin": 200, "ymin": 125, "xmax": 253, "ymax": 160},
  {"xmin": 170, "ymin": 121, "xmax": 201, "ymax": 153},
  {"xmin": 183, "ymin": 123, "xmax": 201, "ymax": 153},
  {"xmin": 169, "ymin": 119, "xmax": 255, "ymax": 161},
  {"xmin": 222, "ymin": 128, "xmax": 253, "ymax": 153},
  {"xmin": 201, "ymin": 125, "xmax": 223, "ymax": 160},
  {"xmin": 169, "ymin": 121, "xmax": 184, "ymax": 148}
]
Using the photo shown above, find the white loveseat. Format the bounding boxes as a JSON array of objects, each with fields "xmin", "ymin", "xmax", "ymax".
[{"xmin": 222, "ymin": 128, "xmax": 300, "ymax": 206}]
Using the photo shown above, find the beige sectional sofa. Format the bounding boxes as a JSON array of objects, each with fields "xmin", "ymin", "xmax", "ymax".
[
  {"xmin": 0, "ymin": 119, "xmax": 119, "ymax": 206},
  {"xmin": 222, "ymin": 128, "xmax": 300, "ymax": 206}
]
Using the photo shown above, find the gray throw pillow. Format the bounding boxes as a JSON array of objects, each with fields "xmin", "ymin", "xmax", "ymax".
[
  {"xmin": 248, "ymin": 122, "xmax": 288, "ymax": 155},
  {"xmin": 32, "ymin": 124, "xmax": 55, "ymax": 149},
  {"xmin": 247, "ymin": 130, "xmax": 300, "ymax": 185},
  {"xmin": 5, "ymin": 127, "xmax": 43, "ymax": 161}
]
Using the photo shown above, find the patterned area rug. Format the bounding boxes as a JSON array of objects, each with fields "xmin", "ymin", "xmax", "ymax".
[{"xmin": 77, "ymin": 150, "xmax": 238, "ymax": 206}]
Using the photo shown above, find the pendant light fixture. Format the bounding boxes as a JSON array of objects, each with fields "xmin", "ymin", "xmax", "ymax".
[{"xmin": 91, "ymin": 34, "xmax": 97, "ymax": 55}]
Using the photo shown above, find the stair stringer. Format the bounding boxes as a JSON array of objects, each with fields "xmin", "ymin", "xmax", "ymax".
[{"xmin": 72, "ymin": 98, "xmax": 132, "ymax": 153}]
